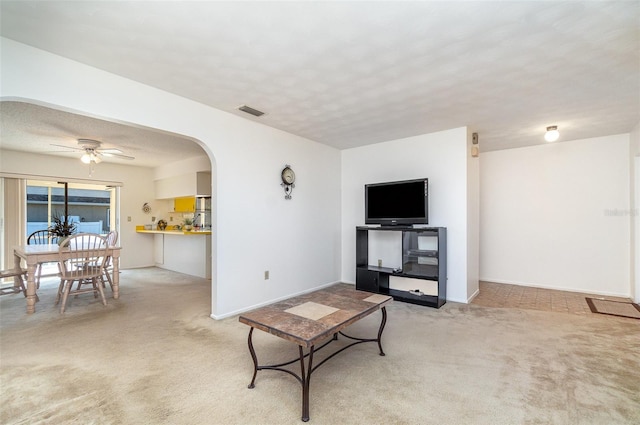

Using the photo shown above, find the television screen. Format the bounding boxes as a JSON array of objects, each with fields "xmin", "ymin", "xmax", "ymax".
[{"xmin": 365, "ymin": 178, "xmax": 428, "ymax": 226}]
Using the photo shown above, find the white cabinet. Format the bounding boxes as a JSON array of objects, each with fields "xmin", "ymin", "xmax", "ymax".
[
  {"xmin": 153, "ymin": 233, "xmax": 211, "ymax": 279},
  {"xmin": 155, "ymin": 172, "xmax": 211, "ymax": 199}
]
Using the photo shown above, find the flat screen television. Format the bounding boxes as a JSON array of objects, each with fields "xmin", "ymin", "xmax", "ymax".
[{"xmin": 365, "ymin": 178, "xmax": 428, "ymax": 226}]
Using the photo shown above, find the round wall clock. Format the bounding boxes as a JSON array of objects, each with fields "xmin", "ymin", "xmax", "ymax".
[
  {"xmin": 281, "ymin": 166, "xmax": 295, "ymax": 185},
  {"xmin": 281, "ymin": 165, "xmax": 295, "ymax": 199}
]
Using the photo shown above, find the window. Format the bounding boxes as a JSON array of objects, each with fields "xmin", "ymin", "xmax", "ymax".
[{"xmin": 26, "ymin": 180, "xmax": 117, "ymax": 238}]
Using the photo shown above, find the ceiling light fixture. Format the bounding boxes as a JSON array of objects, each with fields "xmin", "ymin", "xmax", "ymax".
[
  {"xmin": 544, "ymin": 126, "xmax": 560, "ymax": 142},
  {"xmin": 79, "ymin": 140, "xmax": 103, "ymax": 167},
  {"xmin": 81, "ymin": 152, "xmax": 102, "ymax": 164}
]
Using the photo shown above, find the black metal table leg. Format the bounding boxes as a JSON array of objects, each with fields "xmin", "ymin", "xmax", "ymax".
[
  {"xmin": 245, "ymin": 306, "xmax": 389, "ymax": 422},
  {"xmin": 300, "ymin": 345, "xmax": 314, "ymax": 422},
  {"xmin": 377, "ymin": 306, "xmax": 387, "ymax": 356},
  {"xmin": 247, "ymin": 328, "xmax": 258, "ymax": 389}
]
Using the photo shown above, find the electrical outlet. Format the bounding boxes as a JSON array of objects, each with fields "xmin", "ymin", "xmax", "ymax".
[
  {"xmin": 264, "ymin": 270, "xmax": 269, "ymax": 280},
  {"xmin": 127, "ymin": 216, "xmax": 131, "ymax": 222}
]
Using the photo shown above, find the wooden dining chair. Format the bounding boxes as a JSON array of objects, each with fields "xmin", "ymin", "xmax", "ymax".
[
  {"xmin": 101, "ymin": 230, "xmax": 119, "ymax": 291},
  {"xmin": 56, "ymin": 233, "xmax": 108, "ymax": 313},
  {"xmin": 27, "ymin": 229, "xmax": 56, "ymax": 245},
  {"xmin": 0, "ymin": 267, "xmax": 27, "ymax": 296},
  {"xmin": 76, "ymin": 230, "xmax": 118, "ymax": 292},
  {"xmin": 27, "ymin": 229, "xmax": 57, "ymax": 288}
]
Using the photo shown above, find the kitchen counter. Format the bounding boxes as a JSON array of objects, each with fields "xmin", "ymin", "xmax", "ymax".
[
  {"xmin": 136, "ymin": 225, "xmax": 211, "ymax": 279},
  {"xmin": 135, "ymin": 225, "xmax": 211, "ymax": 235},
  {"xmin": 136, "ymin": 229, "xmax": 211, "ymax": 235}
]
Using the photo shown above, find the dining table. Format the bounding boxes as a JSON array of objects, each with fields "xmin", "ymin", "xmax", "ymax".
[{"xmin": 13, "ymin": 243, "xmax": 121, "ymax": 314}]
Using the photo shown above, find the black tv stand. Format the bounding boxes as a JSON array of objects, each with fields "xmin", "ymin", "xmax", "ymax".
[{"xmin": 355, "ymin": 226, "xmax": 446, "ymax": 308}]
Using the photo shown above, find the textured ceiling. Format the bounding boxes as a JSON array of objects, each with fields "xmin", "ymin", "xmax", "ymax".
[
  {"xmin": 0, "ymin": 101, "xmax": 206, "ymax": 168},
  {"xmin": 0, "ymin": 1, "xmax": 638, "ymax": 163}
]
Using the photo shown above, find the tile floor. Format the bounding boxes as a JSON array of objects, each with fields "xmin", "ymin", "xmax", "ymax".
[{"xmin": 471, "ymin": 281, "xmax": 633, "ymax": 315}]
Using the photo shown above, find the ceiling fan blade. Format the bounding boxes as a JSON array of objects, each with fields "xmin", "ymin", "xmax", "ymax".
[
  {"xmin": 99, "ymin": 148, "xmax": 124, "ymax": 154},
  {"xmin": 101, "ymin": 151, "xmax": 135, "ymax": 160},
  {"xmin": 50, "ymin": 143, "xmax": 84, "ymax": 151}
]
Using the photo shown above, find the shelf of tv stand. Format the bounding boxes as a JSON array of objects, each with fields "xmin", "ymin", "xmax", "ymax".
[
  {"xmin": 359, "ymin": 266, "xmax": 439, "ymax": 281},
  {"xmin": 406, "ymin": 249, "xmax": 438, "ymax": 257},
  {"xmin": 362, "ymin": 265, "xmax": 395, "ymax": 274},
  {"xmin": 383, "ymin": 287, "xmax": 440, "ymax": 307},
  {"xmin": 357, "ymin": 266, "xmax": 442, "ymax": 307}
]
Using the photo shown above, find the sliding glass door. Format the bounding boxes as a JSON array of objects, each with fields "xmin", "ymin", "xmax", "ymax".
[{"xmin": 26, "ymin": 180, "xmax": 117, "ymax": 238}]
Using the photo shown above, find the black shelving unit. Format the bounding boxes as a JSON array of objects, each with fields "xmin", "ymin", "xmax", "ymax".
[{"xmin": 356, "ymin": 226, "xmax": 447, "ymax": 308}]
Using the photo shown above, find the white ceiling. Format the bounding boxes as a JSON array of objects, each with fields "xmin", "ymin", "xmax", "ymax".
[
  {"xmin": 0, "ymin": 101, "xmax": 206, "ymax": 168},
  {"xmin": 1, "ymin": 1, "xmax": 638, "ymax": 164}
]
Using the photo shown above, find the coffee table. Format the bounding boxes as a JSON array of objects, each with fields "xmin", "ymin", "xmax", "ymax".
[{"xmin": 238, "ymin": 283, "xmax": 392, "ymax": 422}]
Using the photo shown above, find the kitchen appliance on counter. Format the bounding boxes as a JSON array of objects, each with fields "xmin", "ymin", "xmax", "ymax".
[{"xmin": 195, "ymin": 196, "xmax": 212, "ymax": 229}]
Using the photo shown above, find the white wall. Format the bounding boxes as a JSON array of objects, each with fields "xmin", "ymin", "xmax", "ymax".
[
  {"xmin": 635, "ymin": 156, "xmax": 640, "ymax": 303},
  {"xmin": 480, "ymin": 134, "xmax": 631, "ymax": 297},
  {"xmin": 1, "ymin": 38, "xmax": 342, "ymax": 319},
  {"xmin": 630, "ymin": 122, "xmax": 640, "ymax": 303},
  {"xmin": 341, "ymin": 127, "xmax": 478, "ymax": 303},
  {"xmin": 466, "ymin": 128, "xmax": 480, "ymax": 300}
]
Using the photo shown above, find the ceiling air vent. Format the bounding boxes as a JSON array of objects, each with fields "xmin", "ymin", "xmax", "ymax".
[{"xmin": 238, "ymin": 105, "xmax": 265, "ymax": 117}]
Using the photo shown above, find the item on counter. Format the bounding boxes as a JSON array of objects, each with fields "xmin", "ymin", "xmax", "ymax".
[{"xmin": 157, "ymin": 219, "xmax": 167, "ymax": 230}]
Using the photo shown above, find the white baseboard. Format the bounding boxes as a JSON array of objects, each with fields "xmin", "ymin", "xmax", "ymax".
[
  {"xmin": 466, "ymin": 287, "xmax": 480, "ymax": 303},
  {"xmin": 479, "ymin": 277, "xmax": 631, "ymax": 299}
]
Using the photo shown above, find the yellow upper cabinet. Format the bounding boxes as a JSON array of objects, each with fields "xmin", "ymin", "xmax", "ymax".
[{"xmin": 174, "ymin": 196, "xmax": 196, "ymax": 213}]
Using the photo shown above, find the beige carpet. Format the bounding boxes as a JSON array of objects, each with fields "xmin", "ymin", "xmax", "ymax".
[{"xmin": 1, "ymin": 268, "xmax": 639, "ymax": 425}]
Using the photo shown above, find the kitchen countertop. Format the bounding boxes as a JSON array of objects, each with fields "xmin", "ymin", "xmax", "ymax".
[{"xmin": 136, "ymin": 227, "xmax": 211, "ymax": 235}]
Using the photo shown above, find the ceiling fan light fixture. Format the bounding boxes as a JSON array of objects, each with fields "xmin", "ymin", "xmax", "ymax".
[
  {"xmin": 81, "ymin": 151, "xmax": 102, "ymax": 164},
  {"xmin": 544, "ymin": 126, "xmax": 559, "ymax": 142}
]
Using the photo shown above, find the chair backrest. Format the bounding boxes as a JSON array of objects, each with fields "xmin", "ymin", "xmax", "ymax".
[
  {"xmin": 58, "ymin": 233, "xmax": 108, "ymax": 279},
  {"xmin": 106, "ymin": 230, "xmax": 119, "ymax": 247},
  {"xmin": 27, "ymin": 229, "xmax": 57, "ymax": 245},
  {"xmin": 103, "ymin": 230, "xmax": 119, "ymax": 268}
]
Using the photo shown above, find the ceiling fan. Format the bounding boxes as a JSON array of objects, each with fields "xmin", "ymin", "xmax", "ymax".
[{"xmin": 51, "ymin": 139, "xmax": 135, "ymax": 164}]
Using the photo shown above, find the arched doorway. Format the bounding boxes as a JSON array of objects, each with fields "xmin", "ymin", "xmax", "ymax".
[{"xmin": 0, "ymin": 100, "xmax": 217, "ymax": 313}]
